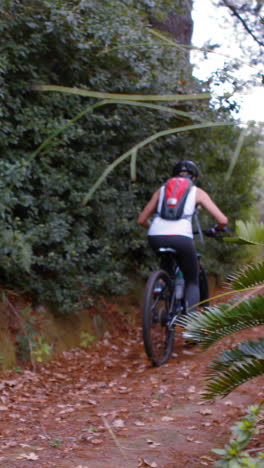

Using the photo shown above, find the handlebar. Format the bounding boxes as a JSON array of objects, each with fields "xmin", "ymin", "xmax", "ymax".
[{"xmin": 194, "ymin": 225, "xmax": 228, "ymax": 238}]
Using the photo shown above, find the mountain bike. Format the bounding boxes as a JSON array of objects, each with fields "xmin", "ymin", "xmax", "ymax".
[{"xmin": 142, "ymin": 228, "xmax": 218, "ymax": 366}]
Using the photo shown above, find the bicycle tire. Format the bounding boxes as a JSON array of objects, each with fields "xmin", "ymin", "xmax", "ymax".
[
  {"xmin": 199, "ymin": 263, "xmax": 210, "ymax": 308},
  {"xmin": 142, "ymin": 269, "xmax": 174, "ymax": 366}
]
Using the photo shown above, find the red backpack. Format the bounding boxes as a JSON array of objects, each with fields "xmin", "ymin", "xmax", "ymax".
[{"xmin": 159, "ymin": 177, "xmax": 193, "ymax": 220}]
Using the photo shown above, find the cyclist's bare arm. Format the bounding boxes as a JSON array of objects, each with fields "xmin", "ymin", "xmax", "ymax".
[
  {"xmin": 196, "ymin": 188, "xmax": 228, "ymax": 229},
  {"xmin": 137, "ymin": 189, "xmax": 160, "ymax": 229}
]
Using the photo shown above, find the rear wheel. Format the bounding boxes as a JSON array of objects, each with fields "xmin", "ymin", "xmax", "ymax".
[
  {"xmin": 199, "ymin": 263, "xmax": 210, "ymax": 308},
  {"xmin": 142, "ymin": 269, "xmax": 174, "ymax": 366}
]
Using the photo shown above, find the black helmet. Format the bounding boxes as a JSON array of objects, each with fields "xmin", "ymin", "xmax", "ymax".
[{"xmin": 172, "ymin": 160, "xmax": 199, "ymax": 179}]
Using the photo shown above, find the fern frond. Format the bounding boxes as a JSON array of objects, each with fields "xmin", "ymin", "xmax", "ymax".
[
  {"xmin": 179, "ymin": 295, "xmax": 264, "ymax": 348},
  {"xmin": 203, "ymin": 342, "xmax": 264, "ymax": 399},
  {"xmin": 228, "ymin": 261, "xmax": 264, "ymax": 290},
  {"xmin": 12, "ymin": 242, "xmax": 32, "ymax": 273}
]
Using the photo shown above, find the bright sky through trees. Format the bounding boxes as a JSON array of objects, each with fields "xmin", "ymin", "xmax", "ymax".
[{"xmin": 191, "ymin": 0, "xmax": 263, "ymax": 123}]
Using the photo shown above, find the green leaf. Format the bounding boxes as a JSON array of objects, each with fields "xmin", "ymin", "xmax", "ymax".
[
  {"xmin": 35, "ymin": 84, "xmax": 212, "ymax": 102},
  {"xmin": 225, "ymin": 220, "xmax": 264, "ymax": 246},
  {"xmin": 228, "ymin": 261, "xmax": 264, "ymax": 289},
  {"xmin": 82, "ymin": 120, "xmax": 234, "ymax": 204},
  {"xmin": 130, "ymin": 148, "xmax": 137, "ymax": 182}
]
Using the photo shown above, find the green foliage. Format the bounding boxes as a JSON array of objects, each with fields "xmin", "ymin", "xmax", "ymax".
[
  {"xmin": 0, "ymin": 0, "xmax": 260, "ymax": 313},
  {"xmin": 14, "ymin": 303, "xmax": 52, "ymax": 364},
  {"xmin": 49, "ymin": 437, "xmax": 63, "ymax": 448},
  {"xmin": 228, "ymin": 221, "xmax": 264, "ymax": 246},
  {"xmin": 180, "ymin": 221, "xmax": 264, "ymax": 465},
  {"xmin": 228, "ymin": 260, "xmax": 264, "ymax": 289},
  {"xmin": 213, "ymin": 404, "xmax": 264, "ymax": 467},
  {"xmin": 33, "ymin": 337, "xmax": 52, "ymax": 363},
  {"xmin": 180, "ymin": 220, "xmax": 264, "ymax": 400},
  {"xmin": 204, "ymin": 337, "xmax": 264, "ymax": 399},
  {"xmin": 80, "ymin": 331, "xmax": 96, "ymax": 348}
]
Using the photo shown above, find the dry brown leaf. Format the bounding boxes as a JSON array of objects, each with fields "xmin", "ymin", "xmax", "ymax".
[
  {"xmin": 224, "ymin": 400, "xmax": 233, "ymax": 406},
  {"xmin": 200, "ymin": 455, "xmax": 215, "ymax": 462},
  {"xmin": 138, "ymin": 458, "xmax": 158, "ymax": 467},
  {"xmin": 118, "ymin": 387, "xmax": 129, "ymax": 394},
  {"xmin": 201, "ymin": 422, "xmax": 212, "ymax": 427},
  {"xmin": 134, "ymin": 420, "xmax": 145, "ymax": 426},
  {"xmin": 112, "ymin": 418, "xmax": 125, "ymax": 428},
  {"xmin": 199, "ymin": 408, "xmax": 212, "ymax": 415},
  {"xmin": 187, "ymin": 385, "xmax": 196, "ymax": 393},
  {"xmin": 16, "ymin": 452, "xmax": 39, "ymax": 460},
  {"xmin": 90, "ymin": 439, "xmax": 103, "ymax": 445},
  {"xmin": 87, "ymin": 399, "xmax": 97, "ymax": 405},
  {"xmin": 161, "ymin": 416, "xmax": 174, "ymax": 422},
  {"xmin": 147, "ymin": 439, "xmax": 161, "ymax": 447},
  {"xmin": 0, "ymin": 406, "xmax": 9, "ymax": 413}
]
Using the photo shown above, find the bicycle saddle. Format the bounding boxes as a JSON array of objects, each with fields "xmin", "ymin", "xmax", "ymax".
[{"xmin": 158, "ymin": 247, "xmax": 177, "ymax": 254}]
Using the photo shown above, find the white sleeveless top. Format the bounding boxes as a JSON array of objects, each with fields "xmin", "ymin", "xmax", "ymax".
[{"xmin": 148, "ymin": 186, "xmax": 197, "ymax": 238}]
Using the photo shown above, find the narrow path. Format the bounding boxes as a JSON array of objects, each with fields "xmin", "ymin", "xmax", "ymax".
[{"xmin": 0, "ymin": 309, "xmax": 263, "ymax": 467}]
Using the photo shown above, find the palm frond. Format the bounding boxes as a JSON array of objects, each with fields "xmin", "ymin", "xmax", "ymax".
[
  {"xmin": 203, "ymin": 340, "xmax": 264, "ymax": 399},
  {"xmin": 35, "ymin": 84, "xmax": 211, "ymax": 102},
  {"xmin": 225, "ymin": 220, "xmax": 264, "ymax": 246},
  {"xmin": 82, "ymin": 121, "xmax": 233, "ymax": 204},
  {"xmin": 228, "ymin": 261, "xmax": 264, "ymax": 290},
  {"xmin": 236, "ymin": 220, "xmax": 264, "ymax": 244},
  {"xmin": 225, "ymin": 127, "xmax": 248, "ymax": 181},
  {"xmin": 208, "ymin": 338, "xmax": 264, "ymax": 373},
  {"xmin": 179, "ymin": 295, "xmax": 264, "ymax": 348}
]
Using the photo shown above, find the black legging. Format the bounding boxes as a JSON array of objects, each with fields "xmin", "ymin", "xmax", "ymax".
[{"xmin": 148, "ymin": 235, "xmax": 200, "ymax": 312}]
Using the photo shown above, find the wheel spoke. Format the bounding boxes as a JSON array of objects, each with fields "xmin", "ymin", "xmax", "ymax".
[{"xmin": 143, "ymin": 270, "xmax": 175, "ymax": 366}]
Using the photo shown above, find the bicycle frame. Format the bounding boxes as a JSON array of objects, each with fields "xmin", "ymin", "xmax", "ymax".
[
  {"xmin": 157, "ymin": 247, "xmax": 185, "ymax": 330},
  {"xmin": 142, "ymin": 223, "xmax": 216, "ymax": 366}
]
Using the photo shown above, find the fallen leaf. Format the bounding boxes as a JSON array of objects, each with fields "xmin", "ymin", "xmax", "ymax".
[
  {"xmin": 16, "ymin": 452, "xmax": 39, "ymax": 460},
  {"xmin": 112, "ymin": 419, "xmax": 125, "ymax": 428},
  {"xmin": 87, "ymin": 399, "xmax": 97, "ymax": 405},
  {"xmin": 199, "ymin": 408, "xmax": 212, "ymax": 415},
  {"xmin": 161, "ymin": 416, "xmax": 174, "ymax": 422},
  {"xmin": 90, "ymin": 439, "xmax": 103, "ymax": 445},
  {"xmin": 224, "ymin": 400, "xmax": 233, "ymax": 406},
  {"xmin": 200, "ymin": 455, "xmax": 215, "ymax": 462},
  {"xmin": 187, "ymin": 385, "xmax": 196, "ymax": 393},
  {"xmin": 147, "ymin": 439, "xmax": 161, "ymax": 447},
  {"xmin": 138, "ymin": 457, "xmax": 158, "ymax": 467},
  {"xmin": 134, "ymin": 420, "xmax": 145, "ymax": 426}
]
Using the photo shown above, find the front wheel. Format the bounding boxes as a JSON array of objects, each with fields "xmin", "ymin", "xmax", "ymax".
[{"xmin": 142, "ymin": 269, "xmax": 174, "ymax": 366}]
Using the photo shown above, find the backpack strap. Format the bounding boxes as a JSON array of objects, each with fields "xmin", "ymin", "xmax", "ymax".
[
  {"xmin": 157, "ymin": 185, "xmax": 165, "ymax": 215},
  {"xmin": 194, "ymin": 210, "xmax": 204, "ymax": 243}
]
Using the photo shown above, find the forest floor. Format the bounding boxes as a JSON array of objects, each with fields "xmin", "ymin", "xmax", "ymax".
[{"xmin": 0, "ymin": 291, "xmax": 263, "ymax": 468}]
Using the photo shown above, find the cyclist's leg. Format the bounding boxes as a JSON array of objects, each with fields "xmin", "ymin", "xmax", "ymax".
[
  {"xmin": 148, "ymin": 235, "xmax": 176, "ymax": 275},
  {"xmin": 148, "ymin": 235, "xmax": 200, "ymax": 312},
  {"xmin": 173, "ymin": 236, "xmax": 200, "ymax": 313},
  {"xmin": 148, "ymin": 236, "xmax": 178, "ymax": 276}
]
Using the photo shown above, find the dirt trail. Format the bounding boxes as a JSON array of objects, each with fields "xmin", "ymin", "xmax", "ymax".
[{"xmin": 0, "ymin": 304, "xmax": 263, "ymax": 468}]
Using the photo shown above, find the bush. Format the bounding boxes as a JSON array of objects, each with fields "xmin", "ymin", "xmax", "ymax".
[{"xmin": 0, "ymin": 1, "xmax": 259, "ymax": 313}]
